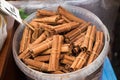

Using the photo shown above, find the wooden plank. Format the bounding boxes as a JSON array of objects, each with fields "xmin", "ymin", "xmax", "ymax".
[{"xmin": 0, "ymin": 16, "xmax": 15, "ymax": 79}]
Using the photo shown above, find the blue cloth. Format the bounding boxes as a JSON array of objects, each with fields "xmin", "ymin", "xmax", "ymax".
[{"xmin": 101, "ymin": 57, "xmax": 117, "ymax": 80}]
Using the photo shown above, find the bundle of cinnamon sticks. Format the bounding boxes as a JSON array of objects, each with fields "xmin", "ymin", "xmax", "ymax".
[{"xmin": 18, "ymin": 6, "xmax": 104, "ymax": 74}]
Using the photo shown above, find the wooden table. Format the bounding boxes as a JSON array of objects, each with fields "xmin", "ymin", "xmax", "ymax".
[{"xmin": 0, "ymin": 16, "xmax": 26, "ymax": 80}]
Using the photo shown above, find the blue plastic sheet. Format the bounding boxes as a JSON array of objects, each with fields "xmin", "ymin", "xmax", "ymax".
[{"xmin": 102, "ymin": 57, "xmax": 117, "ymax": 80}]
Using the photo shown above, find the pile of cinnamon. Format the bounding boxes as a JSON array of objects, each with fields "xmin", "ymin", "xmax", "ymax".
[{"xmin": 18, "ymin": 6, "xmax": 104, "ymax": 74}]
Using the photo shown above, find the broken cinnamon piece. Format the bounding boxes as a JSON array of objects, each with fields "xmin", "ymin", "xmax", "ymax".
[
  {"xmin": 58, "ymin": 6, "xmax": 86, "ymax": 23},
  {"xmin": 88, "ymin": 26, "xmax": 96, "ymax": 52},
  {"xmin": 33, "ymin": 15, "xmax": 61, "ymax": 23},
  {"xmin": 81, "ymin": 26, "xmax": 92, "ymax": 51},
  {"xmin": 23, "ymin": 59, "xmax": 48, "ymax": 71},
  {"xmin": 37, "ymin": 9, "xmax": 56, "ymax": 16},
  {"xmin": 53, "ymin": 22, "xmax": 80, "ymax": 33}
]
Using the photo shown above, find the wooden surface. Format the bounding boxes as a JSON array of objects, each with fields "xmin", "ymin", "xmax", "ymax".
[
  {"xmin": 0, "ymin": 16, "xmax": 14, "ymax": 79},
  {"xmin": 0, "ymin": 16, "xmax": 26, "ymax": 80}
]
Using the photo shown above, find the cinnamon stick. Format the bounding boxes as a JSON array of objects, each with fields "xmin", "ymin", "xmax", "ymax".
[
  {"xmin": 87, "ymin": 31, "xmax": 101, "ymax": 64},
  {"xmin": 65, "ymin": 22, "xmax": 90, "ymax": 42},
  {"xmin": 19, "ymin": 27, "xmax": 30, "ymax": 54},
  {"xmin": 58, "ymin": 6, "xmax": 85, "ymax": 23},
  {"xmin": 27, "ymin": 29, "xmax": 32, "ymax": 45},
  {"xmin": 56, "ymin": 35, "xmax": 64, "ymax": 70},
  {"xmin": 70, "ymin": 52, "xmax": 84, "ymax": 70},
  {"xmin": 37, "ymin": 9, "xmax": 56, "ymax": 17},
  {"xmin": 75, "ymin": 52, "xmax": 89, "ymax": 69},
  {"xmin": 81, "ymin": 26, "xmax": 92, "ymax": 51},
  {"xmin": 34, "ymin": 55, "xmax": 50, "ymax": 62},
  {"xmin": 95, "ymin": 31, "xmax": 104, "ymax": 58},
  {"xmin": 73, "ymin": 34, "xmax": 85, "ymax": 46},
  {"xmin": 30, "ymin": 40, "xmax": 52, "ymax": 57},
  {"xmin": 41, "ymin": 44, "xmax": 71, "ymax": 55},
  {"xmin": 48, "ymin": 35, "xmax": 63, "ymax": 71},
  {"xmin": 23, "ymin": 59, "xmax": 48, "ymax": 71},
  {"xmin": 71, "ymin": 31, "xmax": 86, "ymax": 43},
  {"xmin": 53, "ymin": 22, "xmax": 80, "ymax": 33},
  {"xmin": 88, "ymin": 26, "xmax": 96, "ymax": 52},
  {"xmin": 34, "ymin": 54, "xmax": 64, "ymax": 62},
  {"xmin": 64, "ymin": 55, "xmax": 75, "ymax": 61},
  {"xmin": 48, "ymin": 35, "xmax": 59, "ymax": 71},
  {"xmin": 33, "ymin": 15, "xmax": 61, "ymax": 23},
  {"xmin": 18, "ymin": 48, "xmax": 29, "ymax": 59},
  {"xmin": 61, "ymin": 59, "xmax": 73, "ymax": 65}
]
